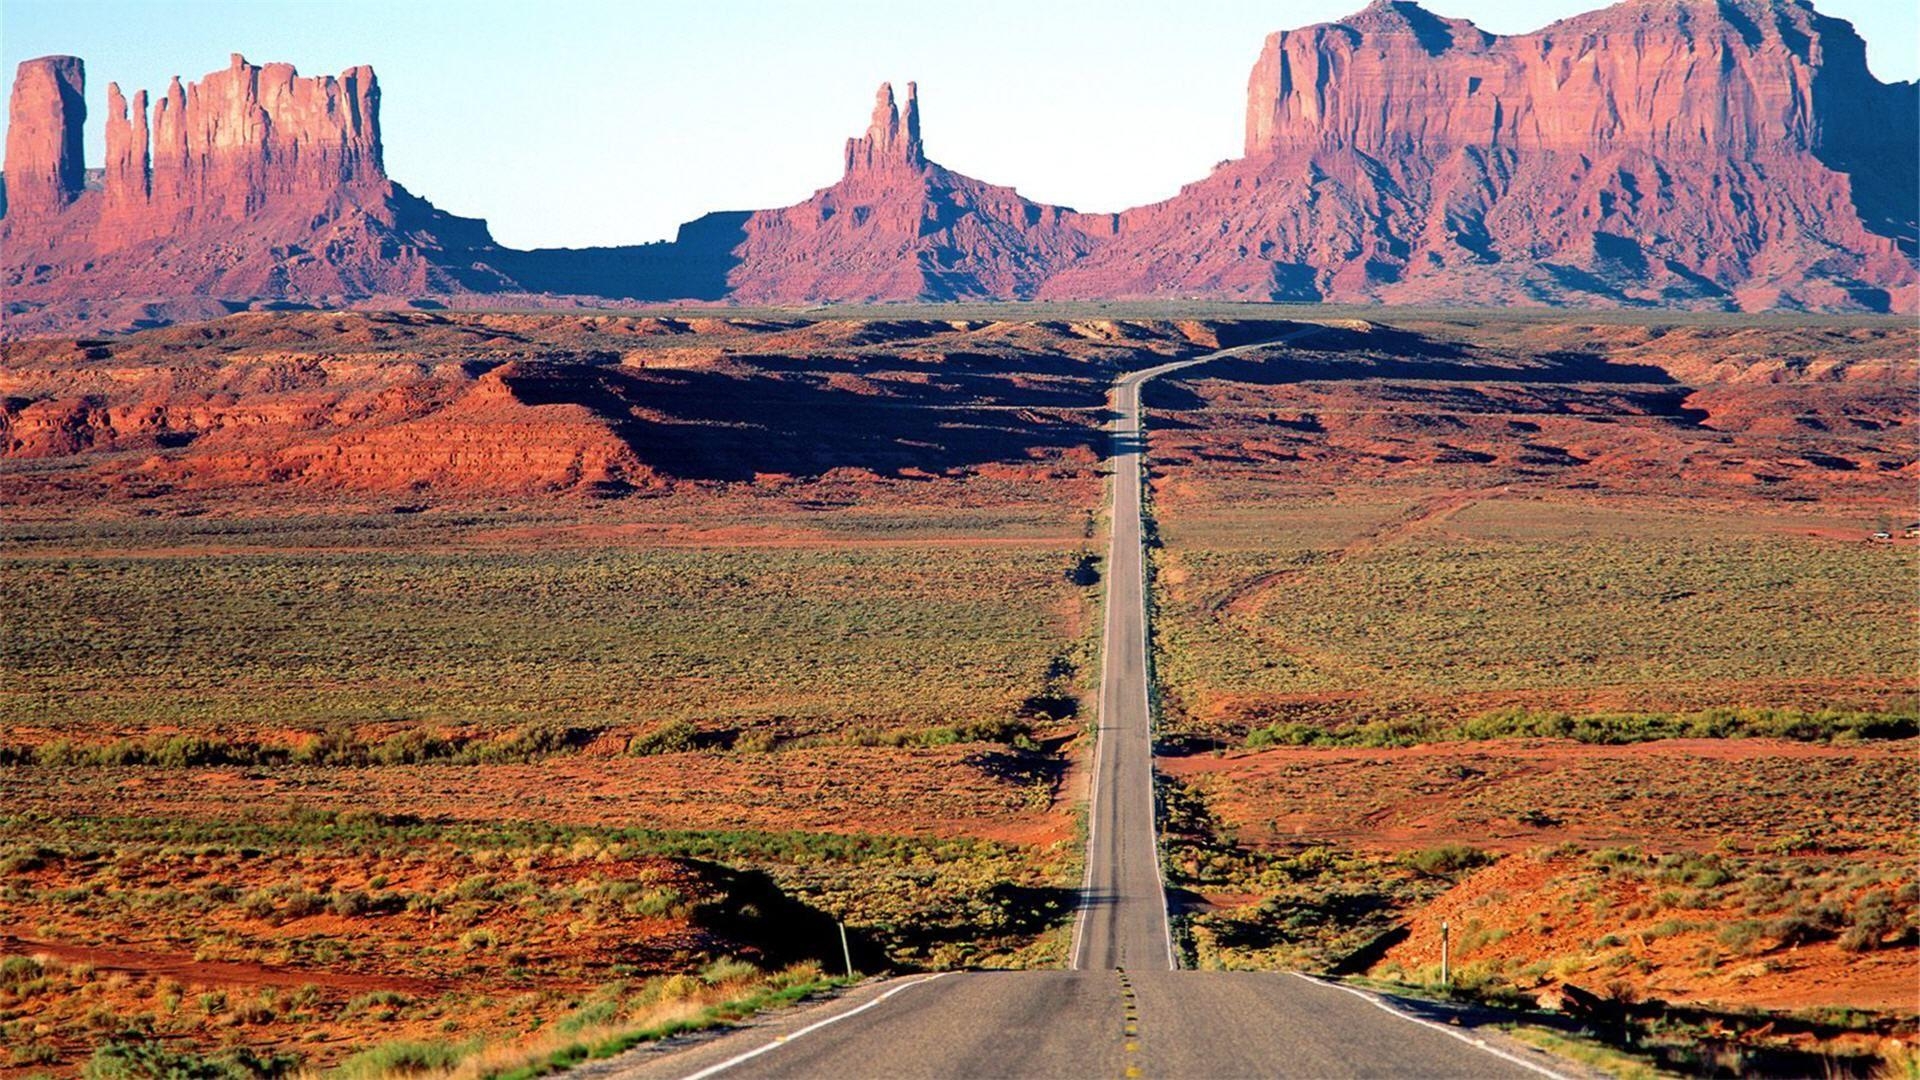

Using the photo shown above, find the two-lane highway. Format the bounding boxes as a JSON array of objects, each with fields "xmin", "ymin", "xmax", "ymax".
[
  {"xmin": 1071, "ymin": 330, "xmax": 1322, "ymax": 973},
  {"xmin": 603, "ymin": 329, "xmax": 1576, "ymax": 1079}
]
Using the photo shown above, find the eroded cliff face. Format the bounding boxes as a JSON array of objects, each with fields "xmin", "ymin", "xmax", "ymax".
[
  {"xmin": 0, "ymin": 311, "xmax": 1229, "ymax": 502},
  {"xmin": 724, "ymin": 81, "xmax": 1114, "ymax": 302},
  {"xmin": 1246, "ymin": 0, "xmax": 1856, "ymax": 156},
  {"xmin": 103, "ymin": 53, "xmax": 384, "ymax": 229},
  {"xmin": 1041, "ymin": 0, "xmax": 1917, "ymax": 310},
  {"xmin": 843, "ymin": 81, "xmax": 925, "ymax": 176}
]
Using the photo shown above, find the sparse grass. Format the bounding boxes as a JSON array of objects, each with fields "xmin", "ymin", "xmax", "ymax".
[
  {"xmin": 1, "ymin": 543, "xmax": 1097, "ymax": 741},
  {"xmin": 0, "ymin": 808, "xmax": 1072, "ymax": 1073},
  {"xmin": 1159, "ymin": 777, "xmax": 1448, "ymax": 971},
  {"xmin": 1244, "ymin": 705, "xmax": 1917, "ymax": 750},
  {"xmin": 82, "ymin": 1041, "xmax": 302, "ymax": 1079},
  {"xmin": 1158, "ymin": 531, "xmax": 1917, "ymax": 737},
  {"xmin": 0, "ymin": 808, "xmax": 1074, "ymax": 970},
  {"xmin": 443, "ymin": 963, "xmax": 843, "ymax": 1080},
  {"xmin": 0, "ymin": 508, "xmax": 1096, "ymax": 1072},
  {"xmin": 1502, "ymin": 1024, "xmax": 1667, "ymax": 1079},
  {"xmin": 333, "ymin": 1038, "xmax": 474, "ymax": 1079}
]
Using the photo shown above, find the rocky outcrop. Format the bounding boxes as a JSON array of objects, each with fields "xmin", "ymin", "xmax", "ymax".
[
  {"xmin": 724, "ymin": 81, "xmax": 1113, "ymax": 302},
  {"xmin": 85, "ymin": 53, "xmax": 383, "ymax": 236},
  {"xmin": 844, "ymin": 82, "xmax": 925, "ymax": 176},
  {"xmin": 0, "ymin": 311, "xmax": 1227, "ymax": 501},
  {"xmin": 103, "ymin": 83, "xmax": 150, "ymax": 211},
  {"xmin": 144, "ymin": 54, "xmax": 382, "ymax": 225},
  {"xmin": 1246, "ymin": 0, "xmax": 1854, "ymax": 156},
  {"xmin": 1041, "ymin": 0, "xmax": 1917, "ymax": 310},
  {"xmin": 3, "ymin": 57, "xmax": 87, "ymax": 217}
]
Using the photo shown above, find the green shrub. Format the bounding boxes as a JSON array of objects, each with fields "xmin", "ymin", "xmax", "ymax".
[
  {"xmin": 9, "ymin": 1040, "xmax": 59, "ymax": 1066},
  {"xmin": 700, "ymin": 956, "xmax": 759, "ymax": 985},
  {"xmin": 1398, "ymin": 846, "xmax": 1494, "ymax": 880},
  {"xmin": 1655, "ymin": 853, "xmax": 1731, "ymax": 888},
  {"xmin": 84, "ymin": 1041, "xmax": 299, "ymax": 1079},
  {"xmin": 280, "ymin": 889, "xmax": 326, "ymax": 919},
  {"xmin": 1244, "ymin": 706, "xmax": 1918, "ymax": 751},
  {"xmin": 0, "ymin": 955, "xmax": 44, "ymax": 987},
  {"xmin": 1839, "ymin": 891, "xmax": 1903, "ymax": 952},
  {"xmin": 0, "ymin": 845, "xmax": 53, "ymax": 874},
  {"xmin": 343, "ymin": 989, "xmax": 412, "ymax": 1021},
  {"xmin": 734, "ymin": 730, "xmax": 779, "ymax": 754},
  {"xmin": 630, "ymin": 720, "xmax": 697, "ymax": 756},
  {"xmin": 334, "ymin": 1039, "xmax": 467, "ymax": 1079},
  {"xmin": 1769, "ymin": 901, "xmax": 1846, "ymax": 947},
  {"xmin": 1716, "ymin": 920, "xmax": 1765, "ymax": 952}
]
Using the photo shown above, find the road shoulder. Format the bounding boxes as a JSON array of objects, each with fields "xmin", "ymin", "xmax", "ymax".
[{"xmin": 576, "ymin": 975, "xmax": 925, "ymax": 1080}]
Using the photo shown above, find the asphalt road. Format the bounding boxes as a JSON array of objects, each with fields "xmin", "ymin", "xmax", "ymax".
[
  {"xmin": 603, "ymin": 332, "xmax": 1577, "ymax": 1079},
  {"xmin": 603, "ymin": 969, "xmax": 1565, "ymax": 1080},
  {"xmin": 1069, "ymin": 331, "xmax": 1329, "ymax": 974}
]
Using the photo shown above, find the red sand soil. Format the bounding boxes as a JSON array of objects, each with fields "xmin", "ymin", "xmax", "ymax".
[
  {"xmin": 0, "ymin": 937, "xmax": 440, "ymax": 995},
  {"xmin": 1160, "ymin": 738, "xmax": 1916, "ymax": 854},
  {"xmin": 1376, "ymin": 855, "xmax": 1918, "ymax": 1013},
  {"xmin": 9, "ymin": 741, "xmax": 1086, "ymax": 847}
]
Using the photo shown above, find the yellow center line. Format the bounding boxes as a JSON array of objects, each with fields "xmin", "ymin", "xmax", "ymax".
[{"xmin": 1117, "ymin": 970, "xmax": 1144, "ymax": 1080}]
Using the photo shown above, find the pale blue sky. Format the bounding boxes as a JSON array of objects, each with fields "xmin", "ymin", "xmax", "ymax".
[{"xmin": 4, "ymin": 0, "xmax": 1914, "ymax": 249}]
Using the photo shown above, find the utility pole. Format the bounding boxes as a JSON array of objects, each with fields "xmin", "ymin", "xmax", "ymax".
[
  {"xmin": 1440, "ymin": 920, "xmax": 1451, "ymax": 989},
  {"xmin": 839, "ymin": 920, "xmax": 854, "ymax": 979}
]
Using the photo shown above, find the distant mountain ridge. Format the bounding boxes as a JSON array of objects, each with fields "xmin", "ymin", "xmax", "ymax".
[{"xmin": 2, "ymin": 0, "xmax": 1914, "ymax": 337}]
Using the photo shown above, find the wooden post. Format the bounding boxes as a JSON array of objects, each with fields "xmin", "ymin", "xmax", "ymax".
[
  {"xmin": 839, "ymin": 920, "xmax": 854, "ymax": 979},
  {"xmin": 1441, "ymin": 920, "xmax": 1451, "ymax": 988}
]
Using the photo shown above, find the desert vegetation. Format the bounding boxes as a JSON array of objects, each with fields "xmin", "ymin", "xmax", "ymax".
[
  {"xmin": 1, "ymin": 540, "xmax": 1096, "ymax": 744},
  {"xmin": 0, "ymin": 801, "xmax": 1074, "ymax": 1072}
]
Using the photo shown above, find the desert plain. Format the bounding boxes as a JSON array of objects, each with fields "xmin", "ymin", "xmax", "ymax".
[{"xmin": 0, "ymin": 308, "xmax": 1912, "ymax": 1077}]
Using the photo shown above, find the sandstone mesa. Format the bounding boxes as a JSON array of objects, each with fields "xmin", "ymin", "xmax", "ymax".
[{"xmin": 1, "ymin": 0, "xmax": 1914, "ymax": 337}]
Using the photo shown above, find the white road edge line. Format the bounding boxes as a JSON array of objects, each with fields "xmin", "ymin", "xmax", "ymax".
[
  {"xmin": 1068, "ymin": 417, "xmax": 1119, "ymax": 971},
  {"xmin": 1291, "ymin": 973, "xmax": 1572, "ymax": 1079},
  {"xmin": 676, "ymin": 973, "xmax": 953, "ymax": 1080}
]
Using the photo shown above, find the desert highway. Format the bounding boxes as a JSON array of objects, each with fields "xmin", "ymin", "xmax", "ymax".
[{"xmin": 607, "ymin": 332, "xmax": 1572, "ymax": 1079}]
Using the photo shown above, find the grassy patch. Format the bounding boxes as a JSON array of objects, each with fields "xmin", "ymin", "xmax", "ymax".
[
  {"xmin": 451, "ymin": 964, "xmax": 845, "ymax": 1080},
  {"xmin": 1244, "ymin": 706, "xmax": 1917, "ymax": 749},
  {"xmin": 1154, "ymin": 524, "xmax": 1917, "ymax": 738},
  {"xmin": 2, "ymin": 544, "xmax": 1096, "ymax": 741}
]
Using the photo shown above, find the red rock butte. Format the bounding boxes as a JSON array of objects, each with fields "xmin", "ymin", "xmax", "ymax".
[{"xmin": 2, "ymin": 0, "xmax": 1915, "ymax": 337}]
